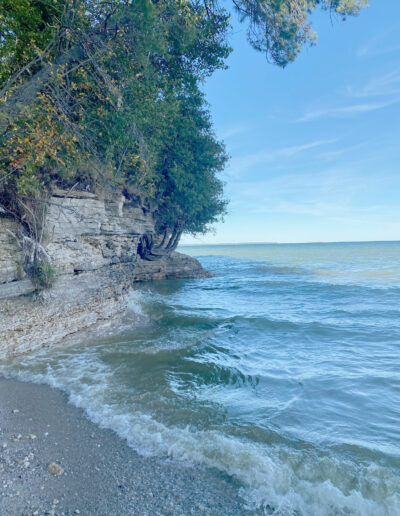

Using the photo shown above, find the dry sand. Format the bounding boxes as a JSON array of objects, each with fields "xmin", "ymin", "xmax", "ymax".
[{"xmin": 0, "ymin": 377, "xmax": 259, "ymax": 516}]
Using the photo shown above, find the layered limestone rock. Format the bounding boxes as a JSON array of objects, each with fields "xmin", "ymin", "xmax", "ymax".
[
  {"xmin": 134, "ymin": 252, "xmax": 213, "ymax": 282},
  {"xmin": 0, "ymin": 218, "xmax": 24, "ymax": 285},
  {"xmin": 0, "ymin": 191, "xmax": 210, "ymax": 359},
  {"xmin": 0, "ymin": 265, "xmax": 131, "ymax": 359}
]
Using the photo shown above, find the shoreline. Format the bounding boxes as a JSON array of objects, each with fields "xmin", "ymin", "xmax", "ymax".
[{"xmin": 0, "ymin": 376, "xmax": 258, "ymax": 516}]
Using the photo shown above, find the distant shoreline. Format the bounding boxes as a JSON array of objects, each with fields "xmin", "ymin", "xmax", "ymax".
[{"xmin": 179, "ymin": 240, "xmax": 400, "ymax": 246}]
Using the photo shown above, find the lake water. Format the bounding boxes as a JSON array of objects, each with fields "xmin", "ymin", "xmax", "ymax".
[{"xmin": 2, "ymin": 242, "xmax": 400, "ymax": 515}]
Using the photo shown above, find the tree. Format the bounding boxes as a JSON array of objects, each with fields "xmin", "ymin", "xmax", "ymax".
[
  {"xmin": 204, "ymin": 0, "xmax": 369, "ymax": 66},
  {"xmin": 0, "ymin": 0, "xmax": 369, "ymax": 264},
  {"xmin": 141, "ymin": 89, "xmax": 228, "ymax": 257},
  {"xmin": 0, "ymin": 0, "xmax": 65, "ymax": 86}
]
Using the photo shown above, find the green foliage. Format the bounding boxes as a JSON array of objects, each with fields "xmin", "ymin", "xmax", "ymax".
[
  {"xmin": 222, "ymin": 0, "xmax": 369, "ymax": 66},
  {"xmin": 0, "ymin": 0, "xmax": 368, "ymax": 241},
  {"xmin": 26, "ymin": 259, "xmax": 56, "ymax": 290},
  {"xmin": 153, "ymin": 89, "xmax": 228, "ymax": 235},
  {"xmin": 0, "ymin": 0, "xmax": 64, "ymax": 85}
]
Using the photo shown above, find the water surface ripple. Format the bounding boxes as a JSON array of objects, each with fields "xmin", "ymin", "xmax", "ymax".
[{"xmin": 2, "ymin": 242, "xmax": 400, "ymax": 515}]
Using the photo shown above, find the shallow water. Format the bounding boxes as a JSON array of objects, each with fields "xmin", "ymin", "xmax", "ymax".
[{"xmin": 2, "ymin": 242, "xmax": 400, "ymax": 515}]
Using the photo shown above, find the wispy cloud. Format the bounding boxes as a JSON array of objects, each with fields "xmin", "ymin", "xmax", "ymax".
[
  {"xmin": 357, "ymin": 42, "xmax": 400, "ymax": 59},
  {"xmin": 231, "ymin": 164, "xmax": 363, "ymax": 201},
  {"xmin": 317, "ymin": 141, "xmax": 371, "ymax": 162},
  {"xmin": 356, "ymin": 26, "xmax": 400, "ymax": 58},
  {"xmin": 225, "ymin": 159, "xmax": 400, "ymax": 223},
  {"xmin": 225, "ymin": 139, "xmax": 336, "ymax": 178},
  {"xmin": 220, "ymin": 125, "xmax": 250, "ymax": 139},
  {"xmin": 295, "ymin": 100, "xmax": 397, "ymax": 122},
  {"xmin": 253, "ymin": 200, "xmax": 353, "ymax": 218},
  {"xmin": 347, "ymin": 71, "xmax": 400, "ymax": 98},
  {"xmin": 253, "ymin": 200, "xmax": 400, "ymax": 228}
]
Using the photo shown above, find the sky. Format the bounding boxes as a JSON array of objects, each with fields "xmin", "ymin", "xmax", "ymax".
[{"xmin": 181, "ymin": 0, "xmax": 400, "ymax": 245}]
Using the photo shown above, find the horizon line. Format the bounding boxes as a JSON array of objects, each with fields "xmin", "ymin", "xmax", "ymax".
[{"xmin": 179, "ymin": 239, "xmax": 400, "ymax": 246}]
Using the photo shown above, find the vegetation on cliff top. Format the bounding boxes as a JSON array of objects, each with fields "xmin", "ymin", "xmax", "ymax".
[{"xmin": 0, "ymin": 0, "xmax": 368, "ymax": 248}]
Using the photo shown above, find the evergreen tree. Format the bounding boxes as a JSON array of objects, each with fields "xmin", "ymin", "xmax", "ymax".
[{"xmin": 0, "ymin": 0, "xmax": 369, "ymax": 254}]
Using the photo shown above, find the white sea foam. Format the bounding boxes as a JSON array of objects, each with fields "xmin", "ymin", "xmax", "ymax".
[
  {"xmin": 3, "ymin": 243, "xmax": 400, "ymax": 515},
  {"xmin": 2, "ymin": 352, "xmax": 399, "ymax": 516},
  {"xmin": 127, "ymin": 289, "xmax": 147, "ymax": 316}
]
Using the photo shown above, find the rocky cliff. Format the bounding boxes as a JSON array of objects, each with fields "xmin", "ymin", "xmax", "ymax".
[{"xmin": 0, "ymin": 190, "xmax": 210, "ymax": 359}]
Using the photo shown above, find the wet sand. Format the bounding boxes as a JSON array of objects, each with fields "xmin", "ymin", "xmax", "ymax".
[{"xmin": 0, "ymin": 377, "xmax": 258, "ymax": 516}]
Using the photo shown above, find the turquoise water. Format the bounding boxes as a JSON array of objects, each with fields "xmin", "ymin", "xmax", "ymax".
[{"xmin": 2, "ymin": 242, "xmax": 400, "ymax": 514}]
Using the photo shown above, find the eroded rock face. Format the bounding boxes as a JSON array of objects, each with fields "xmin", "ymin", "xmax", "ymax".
[
  {"xmin": 44, "ymin": 190, "xmax": 151, "ymax": 275},
  {"xmin": 0, "ymin": 218, "xmax": 24, "ymax": 285},
  {"xmin": 0, "ymin": 264, "xmax": 134, "ymax": 359},
  {"xmin": 134, "ymin": 252, "xmax": 213, "ymax": 282},
  {"xmin": 0, "ymin": 191, "xmax": 210, "ymax": 359}
]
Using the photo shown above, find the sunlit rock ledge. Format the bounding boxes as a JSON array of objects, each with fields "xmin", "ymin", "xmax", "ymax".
[{"xmin": 0, "ymin": 190, "xmax": 211, "ymax": 359}]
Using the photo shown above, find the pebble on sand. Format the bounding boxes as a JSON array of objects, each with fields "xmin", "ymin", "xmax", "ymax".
[{"xmin": 47, "ymin": 462, "xmax": 64, "ymax": 476}]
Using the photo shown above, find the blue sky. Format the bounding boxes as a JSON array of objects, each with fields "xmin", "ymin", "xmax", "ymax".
[{"xmin": 181, "ymin": 0, "xmax": 400, "ymax": 244}]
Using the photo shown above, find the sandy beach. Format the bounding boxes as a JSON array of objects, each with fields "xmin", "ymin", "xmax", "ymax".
[{"xmin": 0, "ymin": 377, "xmax": 258, "ymax": 516}]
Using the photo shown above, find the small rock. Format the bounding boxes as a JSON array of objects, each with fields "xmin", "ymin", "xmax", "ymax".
[
  {"xmin": 2, "ymin": 443, "xmax": 7, "ymax": 449},
  {"xmin": 47, "ymin": 462, "xmax": 64, "ymax": 476},
  {"xmin": 28, "ymin": 434, "xmax": 37, "ymax": 440},
  {"xmin": 12, "ymin": 409, "xmax": 19, "ymax": 414},
  {"xmin": 52, "ymin": 499, "xmax": 59, "ymax": 505},
  {"xmin": 74, "ymin": 510, "xmax": 80, "ymax": 514}
]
